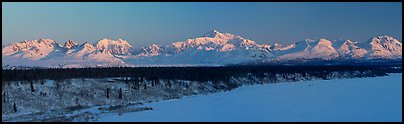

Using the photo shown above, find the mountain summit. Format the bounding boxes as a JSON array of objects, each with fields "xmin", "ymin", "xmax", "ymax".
[
  {"xmin": 95, "ymin": 38, "xmax": 133, "ymax": 55},
  {"xmin": 202, "ymin": 29, "xmax": 221, "ymax": 37}
]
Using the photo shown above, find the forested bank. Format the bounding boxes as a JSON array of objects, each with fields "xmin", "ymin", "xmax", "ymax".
[{"xmin": 2, "ymin": 65, "xmax": 401, "ymax": 82}]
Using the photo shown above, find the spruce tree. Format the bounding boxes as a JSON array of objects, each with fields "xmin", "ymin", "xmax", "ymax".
[
  {"xmin": 13, "ymin": 102, "xmax": 17, "ymax": 112},
  {"xmin": 106, "ymin": 88, "xmax": 110, "ymax": 99},
  {"xmin": 119, "ymin": 88, "xmax": 123, "ymax": 99},
  {"xmin": 2, "ymin": 92, "xmax": 5, "ymax": 103},
  {"xmin": 30, "ymin": 81, "xmax": 35, "ymax": 93}
]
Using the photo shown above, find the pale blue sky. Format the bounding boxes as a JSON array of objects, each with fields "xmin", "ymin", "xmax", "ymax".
[{"xmin": 2, "ymin": 2, "xmax": 402, "ymax": 47}]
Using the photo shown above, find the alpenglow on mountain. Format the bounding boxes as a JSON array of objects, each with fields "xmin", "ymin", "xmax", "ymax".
[{"xmin": 2, "ymin": 30, "xmax": 402, "ymax": 68}]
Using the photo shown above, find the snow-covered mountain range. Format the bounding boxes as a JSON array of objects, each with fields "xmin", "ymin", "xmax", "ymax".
[{"xmin": 2, "ymin": 30, "xmax": 402, "ymax": 68}]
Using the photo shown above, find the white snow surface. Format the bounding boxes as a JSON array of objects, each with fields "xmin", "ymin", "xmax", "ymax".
[{"xmin": 97, "ymin": 73, "xmax": 402, "ymax": 122}]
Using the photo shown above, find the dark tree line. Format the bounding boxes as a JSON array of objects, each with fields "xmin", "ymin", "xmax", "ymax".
[{"xmin": 2, "ymin": 65, "xmax": 401, "ymax": 83}]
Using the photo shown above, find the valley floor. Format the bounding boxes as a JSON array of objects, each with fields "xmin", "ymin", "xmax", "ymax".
[{"xmin": 97, "ymin": 73, "xmax": 402, "ymax": 122}]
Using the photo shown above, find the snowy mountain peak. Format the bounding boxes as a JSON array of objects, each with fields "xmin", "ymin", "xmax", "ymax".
[
  {"xmin": 335, "ymin": 39, "xmax": 367, "ymax": 58},
  {"xmin": 96, "ymin": 38, "xmax": 132, "ymax": 47},
  {"xmin": 319, "ymin": 38, "xmax": 329, "ymax": 41},
  {"xmin": 144, "ymin": 44, "xmax": 163, "ymax": 56},
  {"xmin": 371, "ymin": 35, "xmax": 401, "ymax": 45},
  {"xmin": 345, "ymin": 40, "xmax": 358, "ymax": 46},
  {"xmin": 2, "ymin": 38, "xmax": 60, "ymax": 55},
  {"xmin": 64, "ymin": 40, "xmax": 78, "ymax": 49},
  {"xmin": 293, "ymin": 39, "xmax": 314, "ymax": 46},
  {"xmin": 359, "ymin": 35, "xmax": 402, "ymax": 59},
  {"xmin": 375, "ymin": 35, "xmax": 395, "ymax": 40},
  {"xmin": 1, "ymin": 38, "xmax": 66, "ymax": 61},
  {"xmin": 38, "ymin": 38, "xmax": 57, "ymax": 44},
  {"xmin": 95, "ymin": 38, "xmax": 133, "ymax": 55},
  {"xmin": 82, "ymin": 42, "xmax": 95, "ymax": 49},
  {"xmin": 318, "ymin": 38, "xmax": 333, "ymax": 46},
  {"xmin": 203, "ymin": 29, "xmax": 221, "ymax": 37},
  {"xmin": 202, "ymin": 29, "xmax": 235, "ymax": 39},
  {"xmin": 131, "ymin": 43, "xmax": 164, "ymax": 57},
  {"xmin": 149, "ymin": 44, "xmax": 160, "ymax": 48}
]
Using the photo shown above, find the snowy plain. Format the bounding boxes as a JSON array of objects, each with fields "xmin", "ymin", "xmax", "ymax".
[{"xmin": 97, "ymin": 73, "xmax": 402, "ymax": 122}]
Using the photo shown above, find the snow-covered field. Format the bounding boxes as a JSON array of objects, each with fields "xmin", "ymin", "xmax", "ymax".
[{"xmin": 97, "ymin": 73, "xmax": 402, "ymax": 122}]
